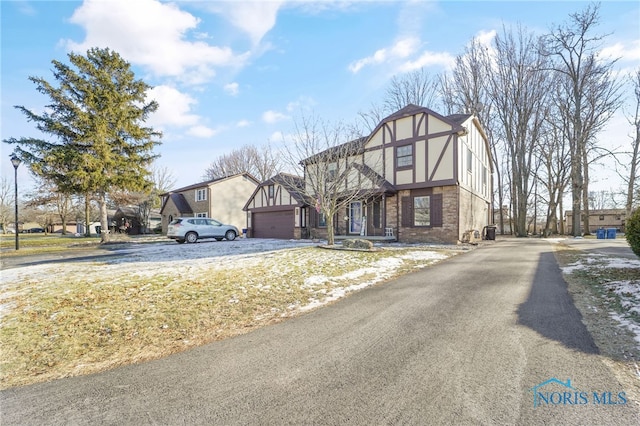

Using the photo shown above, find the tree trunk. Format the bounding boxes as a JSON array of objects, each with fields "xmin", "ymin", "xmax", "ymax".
[
  {"xmin": 570, "ymin": 149, "xmax": 583, "ymax": 236},
  {"xmin": 326, "ymin": 213, "xmax": 335, "ymax": 245},
  {"xmin": 84, "ymin": 195, "xmax": 91, "ymax": 237},
  {"xmin": 626, "ymin": 126, "xmax": 639, "ymax": 218},
  {"xmin": 581, "ymin": 149, "xmax": 591, "ymax": 235},
  {"xmin": 559, "ymin": 195, "xmax": 565, "ymax": 235},
  {"xmin": 99, "ymin": 192, "xmax": 110, "ymax": 243}
]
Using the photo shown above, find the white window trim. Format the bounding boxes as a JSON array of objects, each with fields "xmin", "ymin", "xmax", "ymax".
[{"xmin": 196, "ymin": 188, "xmax": 207, "ymax": 202}]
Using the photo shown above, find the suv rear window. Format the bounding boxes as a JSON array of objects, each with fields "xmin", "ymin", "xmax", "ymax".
[{"xmin": 169, "ymin": 219, "xmax": 183, "ymax": 225}]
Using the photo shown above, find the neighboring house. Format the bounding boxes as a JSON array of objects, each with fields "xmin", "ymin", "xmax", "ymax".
[
  {"xmin": 112, "ymin": 206, "xmax": 161, "ymax": 234},
  {"xmin": 564, "ymin": 208, "xmax": 627, "ymax": 234},
  {"xmin": 160, "ymin": 173, "xmax": 259, "ymax": 234},
  {"xmin": 244, "ymin": 173, "xmax": 309, "ymax": 239},
  {"xmin": 492, "ymin": 205, "xmax": 513, "ymax": 235},
  {"xmin": 247, "ymin": 104, "xmax": 493, "ymax": 244}
]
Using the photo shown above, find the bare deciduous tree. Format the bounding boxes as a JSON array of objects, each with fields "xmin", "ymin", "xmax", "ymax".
[
  {"xmin": 541, "ymin": 3, "xmax": 622, "ymax": 235},
  {"xmin": 536, "ymin": 115, "xmax": 571, "ymax": 236},
  {"xmin": 384, "ymin": 68, "xmax": 440, "ymax": 113},
  {"xmin": 151, "ymin": 164, "xmax": 177, "ymax": 196},
  {"xmin": 441, "ymin": 37, "xmax": 506, "ymax": 233},
  {"xmin": 203, "ymin": 144, "xmax": 280, "ymax": 182},
  {"xmin": 488, "ymin": 25, "xmax": 552, "ymax": 237},
  {"xmin": 24, "ymin": 177, "xmax": 75, "ymax": 234},
  {"xmin": 0, "ymin": 177, "xmax": 14, "ymax": 233},
  {"xmin": 279, "ymin": 114, "xmax": 383, "ymax": 245},
  {"xmin": 358, "ymin": 68, "xmax": 441, "ymax": 133},
  {"xmin": 619, "ymin": 68, "xmax": 640, "ymax": 218}
]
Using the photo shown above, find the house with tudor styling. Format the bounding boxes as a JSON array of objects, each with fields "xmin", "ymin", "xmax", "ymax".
[{"xmin": 244, "ymin": 104, "xmax": 493, "ymax": 244}]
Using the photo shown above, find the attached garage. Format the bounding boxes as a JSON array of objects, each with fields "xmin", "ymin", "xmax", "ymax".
[{"xmin": 252, "ymin": 210, "xmax": 294, "ymax": 239}]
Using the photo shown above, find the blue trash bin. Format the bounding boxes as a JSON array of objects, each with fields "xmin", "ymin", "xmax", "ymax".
[
  {"xmin": 596, "ymin": 229, "xmax": 606, "ymax": 239},
  {"xmin": 606, "ymin": 228, "xmax": 616, "ymax": 239}
]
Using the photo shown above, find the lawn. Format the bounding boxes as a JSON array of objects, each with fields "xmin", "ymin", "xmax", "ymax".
[
  {"xmin": 0, "ymin": 233, "xmax": 101, "ymax": 255},
  {"xmin": 0, "ymin": 241, "xmax": 462, "ymax": 389}
]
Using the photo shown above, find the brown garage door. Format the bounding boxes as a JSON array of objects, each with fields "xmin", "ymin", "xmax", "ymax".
[{"xmin": 253, "ymin": 211, "xmax": 294, "ymax": 239}]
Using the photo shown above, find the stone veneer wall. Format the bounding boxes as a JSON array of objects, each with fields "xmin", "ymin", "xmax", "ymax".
[{"xmin": 390, "ymin": 186, "xmax": 460, "ymax": 244}]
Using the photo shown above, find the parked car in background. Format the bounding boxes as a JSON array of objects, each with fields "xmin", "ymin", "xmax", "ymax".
[
  {"xmin": 25, "ymin": 228, "xmax": 45, "ymax": 233},
  {"xmin": 167, "ymin": 217, "xmax": 239, "ymax": 244}
]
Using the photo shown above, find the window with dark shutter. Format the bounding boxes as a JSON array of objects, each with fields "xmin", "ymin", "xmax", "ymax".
[
  {"xmin": 401, "ymin": 197, "xmax": 412, "ymax": 227},
  {"xmin": 431, "ymin": 193, "xmax": 443, "ymax": 227},
  {"xmin": 373, "ymin": 202, "xmax": 381, "ymax": 228}
]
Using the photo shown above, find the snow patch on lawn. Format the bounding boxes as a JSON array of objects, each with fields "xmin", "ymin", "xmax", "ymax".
[
  {"xmin": 560, "ymin": 254, "xmax": 633, "ymax": 274},
  {"xmin": 561, "ymin": 252, "xmax": 640, "ymax": 347},
  {"xmin": 0, "ymin": 239, "xmax": 456, "ymax": 320},
  {"xmin": 300, "ymin": 250, "xmax": 450, "ymax": 311}
]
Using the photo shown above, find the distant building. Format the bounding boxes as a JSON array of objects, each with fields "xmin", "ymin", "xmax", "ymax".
[{"xmin": 564, "ymin": 209, "xmax": 626, "ymax": 234}]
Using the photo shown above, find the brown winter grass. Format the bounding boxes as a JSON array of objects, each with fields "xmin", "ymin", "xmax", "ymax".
[
  {"xmin": 553, "ymin": 243, "xmax": 640, "ymax": 406},
  {"xmin": 0, "ymin": 234, "xmax": 101, "ymax": 255},
  {"xmin": 0, "ymin": 246, "xmax": 455, "ymax": 390}
]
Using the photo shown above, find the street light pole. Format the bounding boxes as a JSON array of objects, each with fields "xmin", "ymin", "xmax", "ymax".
[{"xmin": 10, "ymin": 154, "xmax": 21, "ymax": 250}]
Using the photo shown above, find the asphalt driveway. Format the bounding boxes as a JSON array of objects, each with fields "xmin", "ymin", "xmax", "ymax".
[{"xmin": 1, "ymin": 239, "xmax": 638, "ymax": 425}]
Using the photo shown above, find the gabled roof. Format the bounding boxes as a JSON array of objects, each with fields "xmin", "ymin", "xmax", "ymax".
[
  {"xmin": 114, "ymin": 206, "xmax": 162, "ymax": 219},
  {"xmin": 301, "ymin": 137, "xmax": 367, "ymax": 165},
  {"xmin": 374, "ymin": 104, "xmax": 467, "ymax": 134},
  {"xmin": 243, "ymin": 173, "xmax": 308, "ymax": 210},
  {"xmin": 160, "ymin": 173, "xmax": 259, "ymax": 196},
  {"xmin": 446, "ymin": 113, "xmax": 473, "ymax": 125},
  {"xmin": 161, "ymin": 193, "xmax": 193, "ymax": 215}
]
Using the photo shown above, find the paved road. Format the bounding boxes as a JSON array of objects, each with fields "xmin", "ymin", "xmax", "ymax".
[{"xmin": 1, "ymin": 239, "xmax": 638, "ymax": 425}]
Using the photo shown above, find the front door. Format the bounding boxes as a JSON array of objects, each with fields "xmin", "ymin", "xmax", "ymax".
[{"xmin": 349, "ymin": 201, "xmax": 363, "ymax": 234}]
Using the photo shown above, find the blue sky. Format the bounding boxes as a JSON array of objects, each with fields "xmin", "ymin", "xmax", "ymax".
[{"xmin": 2, "ymin": 0, "xmax": 639, "ymax": 194}]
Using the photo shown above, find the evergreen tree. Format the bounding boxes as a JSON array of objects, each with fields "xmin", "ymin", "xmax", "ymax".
[{"xmin": 4, "ymin": 47, "xmax": 161, "ymax": 241}]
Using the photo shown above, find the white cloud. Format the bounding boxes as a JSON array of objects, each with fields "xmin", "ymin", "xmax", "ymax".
[
  {"xmin": 236, "ymin": 120, "xmax": 251, "ymax": 128},
  {"xmin": 348, "ymin": 37, "xmax": 420, "ymax": 73},
  {"xmin": 262, "ymin": 110, "xmax": 290, "ymax": 124},
  {"xmin": 224, "ymin": 82, "xmax": 240, "ymax": 96},
  {"xmin": 204, "ymin": 1, "xmax": 285, "ymax": 45},
  {"xmin": 600, "ymin": 40, "xmax": 640, "ymax": 63},
  {"xmin": 286, "ymin": 96, "xmax": 317, "ymax": 113},
  {"xmin": 475, "ymin": 30, "xmax": 497, "ymax": 49},
  {"xmin": 398, "ymin": 50, "xmax": 456, "ymax": 72},
  {"xmin": 148, "ymin": 86, "xmax": 200, "ymax": 128},
  {"xmin": 187, "ymin": 125, "xmax": 218, "ymax": 138},
  {"xmin": 64, "ymin": 0, "xmax": 248, "ymax": 85},
  {"xmin": 147, "ymin": 85, "xmax": 215, "ymax": 138},
  {"xmin": 268, "ymin": 131, "xmax": 286, "ymax": 143}
]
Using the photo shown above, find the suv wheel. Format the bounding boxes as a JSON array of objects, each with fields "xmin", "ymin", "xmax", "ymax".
[
  {"xmin": 225, "ymin": 230, "xmax": 237, "ymax": 241},
  {"xmin": 185, "ymin": 232, "xmax": 198, "ymax": 243}
]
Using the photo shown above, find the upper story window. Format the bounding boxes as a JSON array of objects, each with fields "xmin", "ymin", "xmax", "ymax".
[
  {"xmin": 196, "ymin": 188, "xmax": 207, "ymax": 202},
  {"xmin": 327, "ymin": 162, "xmax": 338, "ymax": 181},
  {"xmin": 467, "ymin": 148, "xmax": 473, "ymax": 173},
  {"xmin": 397, "ymin": 145, "xmax": 413, "ymax": 169},
  {"xmin": 268, "ymin": 185, "xmax": 275, "ymax": 198}
]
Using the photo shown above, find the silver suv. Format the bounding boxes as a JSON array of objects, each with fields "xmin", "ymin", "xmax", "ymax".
[{"xmin": 167, "ymin": 217, "xmax": 239, "ymax": 244}]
